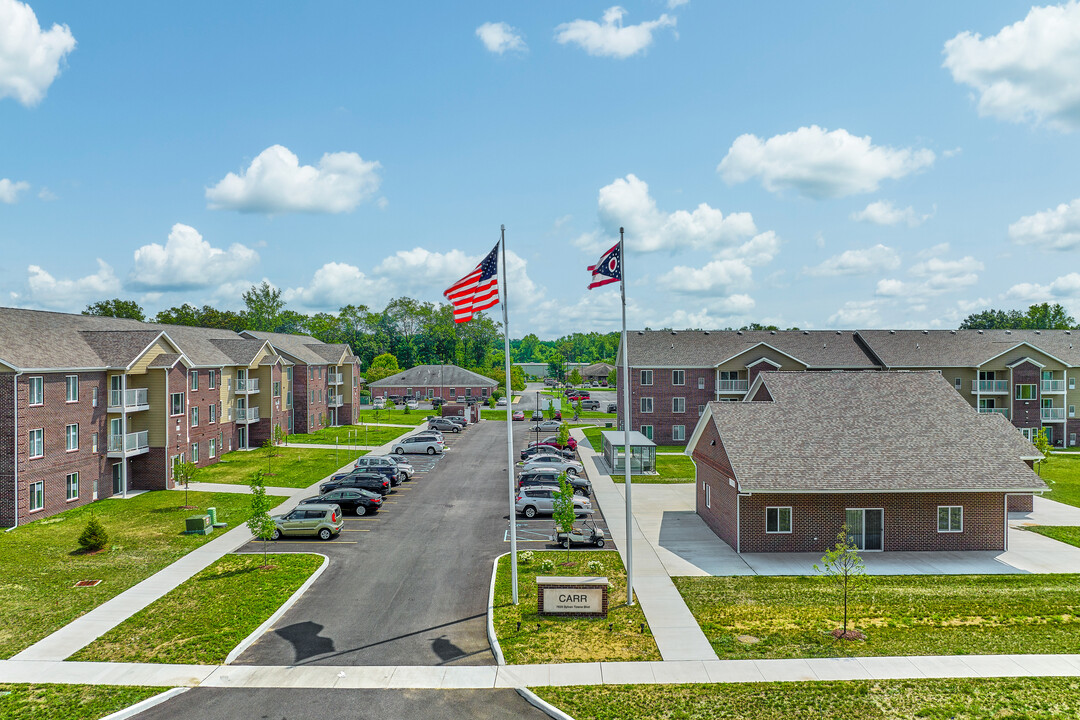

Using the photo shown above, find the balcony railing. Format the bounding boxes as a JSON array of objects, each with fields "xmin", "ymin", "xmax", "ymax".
[
  {"xmin": 237, "ymin": 406, "xmax": 260, "ymax": 423},
  {"xmin": 107, "ymin": 430, "xmax": 149, "ymax": 456},
  {"xmin": 108, "ymin": 387, "xmax": 148, "ymax": 411},
  {"xmin": 1041, "ymin": 379, "xmax": 1066, "ymax": 393},
  {"xmin": 328, "ymin": 373, "xmax": 343, "ymax": 385},
  {"xmin": 329, "ymin": 395, "xmax": 344, "ymax": 407},
  {"xmin": 1041, "ymin": 407, "xmax": 1066, "ymax": 421},
  {"xmin": 236, "ymin": 378, "xmax": 259, "ymax": 394},
  {"xmin": 978, "ymin": 407, "xmax": 1010, "ymax": 419},
  {"xmin": 972, "ymin": 380, "xmax": 1009, "ymax": 393},
  {"xmin": 716, "ymin": 379, "xmax": 749, "ymax": 393}
]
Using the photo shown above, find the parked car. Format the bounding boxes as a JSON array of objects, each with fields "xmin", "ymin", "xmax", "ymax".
[
  {"xmin": 300, "ymin": 488, "xmax": 382, "ymax": 516},
  {"xmin": 496, "ymin": 397, "xmax": 507, "ymax": 406},
  {"xmin": 518, "ymin": 467, "xmax": 591, "ymax": 496},
  {"xmin": 392, "ymin": 436, "xmax": 444, "ymax": 455},
  {"xmin": 590, "ymin": 381, "xmax": 599, "ymax": 388},
  {"xmin": 431, "ymin": 397, "xmax": 444, "ymax": 409},
  {"xmin": 406, "ymin": 399, "xmax": 419, "ymax": 409},
  {"xmin": 321, "ymin": 472, "xmax": 391, "ymax": 495},
  {"xmin": 515, "ymin": 487, "xmax": 593, "ymax": 518},
  {"xmin": 580, "ymin": 399, "xmax": 600, "ymax": 411},
  {"xmin": 354, "ymin": 455, "xmax": 406, "ymax": 485},
  {"xmin": 520, "ymin": 445, "xmax": 575, "ymax": 462},
  {"xmin": 413, "ymin": 430, "xmax": 445, "ymax": 444},
  {"xmin": 384, "ymin": 455, "xmax": 414, "ymax": 480},
  {"xmin": 543, "ymin": 378, "xmax": 558, "ymax": 387},
  {"xmin": 529, "ymin": 420, "xmax": 563, "ymax": 433},
  {"xmin": 522, "ymin": 454, "xmax": 584, "ymax": 476},
  {"xmin": 445, "ymin": 416, "xmax": 468, "ymax": 428},
  {"xmin": 553, "ymin": 410, "xmax": 562, "ymax": 420},
  {"xmin": 373, "ymin": 397, "xmax": 386, "ymax": 408},
  {"xmin": 606, "ymin": 402, "xmax": 617, "ymax": 413},
  {"xmin": 270, "ymin": 504, "xmax": 344, "ymax": 541},
  {"xmin": 568, "ymin": 391, "xmax": 591, "ymax": 401},
  {"xmin": 513, "ymin": 410, "xmax": 525, "ymax": 421},
  {"xmin": 428, "ymin": 417, "xmax": 460, "ymax": 433},
  {"xmin": 529, "ymin": 435, "xmax": 578, "ymax": 451},
  {"xmin": 530, "ymin": 410, "xmax": 544, "ymax": 421}
]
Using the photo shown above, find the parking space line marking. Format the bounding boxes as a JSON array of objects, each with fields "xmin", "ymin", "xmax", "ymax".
[
  {"xmin": 270, "ymin": 540, "xmax": 358, "ymax": 544},
  {"xmin": 341, "ymin": 529, "xmax": 370, "ymax": 532}
]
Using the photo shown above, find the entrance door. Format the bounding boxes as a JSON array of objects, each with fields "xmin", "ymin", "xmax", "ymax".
[
  {"xmin": 112, "ymin": 463, "xmax": 123, "ymax": 495},
  {"xmin": 238, "ymin": 426, "xmax": 247, "ymax": 450},
  {"xmin": 845, "ymin": 508, "xmax": 884, "ymax": 551}
]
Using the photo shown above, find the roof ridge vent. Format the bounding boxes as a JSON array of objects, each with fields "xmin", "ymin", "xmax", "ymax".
[
  {"xmin": 922, "ymin": 330, "xmax": 929, "ymax": 334},
  {"xmin": 671, "ymin": 330, "xmax": 677, "ymax": 335},
  {"xmin": 889, "ymin": 330, "xmax": 895, "ymax": 334},
  {"xmin": 950, "ymin": 330, "xmax": 956, "ymax": 334},
  {"xmin": 1066, "ymin": 330, "xmax": 1072, "ymax": 335},
  {"xmin": 835, "ymin": 330, "xmax": 841, "ymax": 335},
  {"xmin": 703, "ymin": 330, "xmax": 710, "ymax": 335},
  {"xmin": 803, "ymin": 330, "xmax": 809, "ymax": 335},
  {"xmin": 770, "ymin": 330, "xmax": 776, "ymax": 335},
  {"xmin": 736, "ymin": 330, "xmax": 743, "ymax": 335},
  {"xmin": 1005, "ymin": 330, "xmax": 1012, "ymax": 334},
  {"xmin": 1034, "ymin": 330, "xmax": 1041, "ymax": 334},
  {"xmin": 978, "ymin": 330, "xmax": 984, "ymax": 334}
]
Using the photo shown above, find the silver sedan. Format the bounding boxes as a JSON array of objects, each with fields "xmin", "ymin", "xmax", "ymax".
[
  {"xmin": 391, "ymin": 436, "xmax": 444, "ymax": 455},
  {"xmin": 521, "ymin": 454, "xmax": 584, "ymax": 476}
]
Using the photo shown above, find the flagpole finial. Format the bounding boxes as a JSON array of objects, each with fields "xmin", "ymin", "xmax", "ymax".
[{"xmin": 501, "ymin": 224, "xmax": 505, "ymax": 231}]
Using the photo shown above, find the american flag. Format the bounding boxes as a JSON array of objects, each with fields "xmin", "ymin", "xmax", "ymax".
[
  {"xmin": 444, "ymin": 244, "xmax": 500, "ymax": 323},
  {"xmin": 587, "ymin": 241, "xmax": 621, "ymax": 289}
]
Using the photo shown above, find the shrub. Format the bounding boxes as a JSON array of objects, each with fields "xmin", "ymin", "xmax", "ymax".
[
  {"xmin": 587, "ymin": 560, "xmax": 603, "ymax": 573},
  {"xmin": 77, "ymin": 515, "xmax": 109, "ymax": 553},
  {"xmin": 539, "ymin": 558, "xmax": 555, "ymax": 572},
  {"xmin": 519, "ymin": 551, "xmax": 534, "ymax": 563}
]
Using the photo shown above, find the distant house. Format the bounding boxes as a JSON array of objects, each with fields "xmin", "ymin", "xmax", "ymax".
[
  {"xmin": 582, "ymin": 362, "xmax": 615, "ymax": 384},
  {"xmin": 368, "ymin": 365, "xmax": 497, "ymax": 403},
  {"xmin": 687, "ymin": 371, "xmax": 1046, "ymax": 554}
]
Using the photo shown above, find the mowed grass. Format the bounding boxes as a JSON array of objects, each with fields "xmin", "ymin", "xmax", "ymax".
[
  {"xmin": 1026, "ymin": 525, "xmax": 1080, "ymax": 548},
  {"xmin": 193, "ymin": 446, "xmax": 355, "ymax": 489},
  {"xmin": 353, "ymin": 408, "xmax": 431, "ymax": 425},
  {"xmin": 493, "ymin": 551, "xmax": 660, "ymax": 664},
  {"xmin": 1039, "ymin": 454, "xmax": 1080, "ymax": 508},
  {"xmin": 580, "ymin": 427, "xmax": 694, "ymax": 483},
  {"xmin": 536, "ymin": 677, "xmax": 1080, "ymax": 720},
  {"xmin": 72, "ymin": 553, "xmax": 323, "ymax": 664},
  {"xmin": 0, "ymin": 684, "xmax": 167, "ymax": 720},
  {"xmin": 287, "ymin": 423, "xmax": 411, "ymax": 447},
  {"xmin": 675, "ymin": 574, "xmax": 1080, "ymax": 659},
  {"xmin": 0, "ymin": 490, "xmax": 284, "ymax": 659}
]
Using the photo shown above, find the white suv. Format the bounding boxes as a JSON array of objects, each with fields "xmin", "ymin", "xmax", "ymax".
[{"xmin": 515, "ymin": 487, "xmax": 593, "ymax": 518}]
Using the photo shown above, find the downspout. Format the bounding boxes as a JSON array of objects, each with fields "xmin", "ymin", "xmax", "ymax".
[{"xmin": 6, "ymin": 372, "xmax": 21, "ymax": 531}]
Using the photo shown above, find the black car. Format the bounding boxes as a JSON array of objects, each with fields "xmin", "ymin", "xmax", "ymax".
[
  {"xmin": 606, "ymin": 402, "xmax": 617, "ymax": 413},
  {"xmin": 530, "ymin": 410, "xmax": 544, "ymax": 421},
  {"xmin": 428, "ymin": 418, "xmax": 460, "ymax": 433},
  {"xmin": 520, "ymin": 445, "xmax": 575, "ymax": 462},
  {"xmin": 431, "ymin": 397, "xmax": 444, "ymax": 408},
  {"xmin": 321, "ymin": 471, "xmax": 392, "ymax": 495},
  {"xmin": 301, "ymin": 488, "xmax": 383, "ymax": 516},
  {"xmin": 353, "ymin": 455, "xmax": 404, "ymax": 486},
  {"xmin": 518, "ymin": 468, "xmax": 591, "ymax": 496}
]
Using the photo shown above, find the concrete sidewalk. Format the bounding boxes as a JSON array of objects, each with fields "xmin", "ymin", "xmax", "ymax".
[
  {"xmin": 180, "ymin": 482, "xmax": 298, "ymax": 495},
  {"xmin": 572, "ymin": 429, "xmax": 718, "ymax": 663}
]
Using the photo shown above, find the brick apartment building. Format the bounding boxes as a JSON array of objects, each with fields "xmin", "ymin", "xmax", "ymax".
[
  {"xmin": 368, "ymin": 365, "xmax": 497, "ymax": 402},
  {"xmin": 0, "ymin": 308, "xmax": 359, "ymax": 527},
  {"xmin": 687, "ymin": 371, "xmax": 1046, "ymax": 553}
]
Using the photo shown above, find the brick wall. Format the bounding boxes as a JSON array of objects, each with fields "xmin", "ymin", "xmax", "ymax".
[
  {"xmin": 1007, "ymin": 494, "xmax": 1033, "ymax": 512},
  {"xmin": 616, "ymin": 366, "xmax": 713, "ymax": 446},
  {"xmin": 0, "ymin": 375, "xmax": 13, "ymax": 526},
  {"xmin": 292, "ymin": 366, "xmax": 310, "ymax": 433},
  {"xmin": 188, "ymin": 368, "xmax": 223, "ymax": 469},
  {"xmin": 1011, "ymin": 361, "xmax": 1041, "ymax": 429},
  {"xmin": 692, "ymin": 421, "xmax": 741, "ymax": 550},
  {"xmin": 373, "ymin": 385, "xmax": 494, "ymax": 402}
]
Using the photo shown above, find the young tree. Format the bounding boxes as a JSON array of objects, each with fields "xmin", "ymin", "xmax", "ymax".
[
  {"xmin": 557, "ymin": 423, "xmax": 570, "ymax": 448},
  {"xmin": 569, "ymin": 368, "xmax": 583, "ymax": 387},
  {"xmin": 552, "ymin": 472, "xmax": 578, "ymax": 561},
  {"xmin": 606, "ymin": 368, "xmax": 617, "ymax": 387},
  {"xmin": 814, "ymin": 525, "xmax": 866, "ymax": 639},
  {"xmin": 77, "ymin": 514, "xmax": 109, "ymax": 553},
  {"xmin": 273, "ymin": 424, "xmax": 286, "ymax": 447},
  {"xmin": 174, "ymin": 459, "xmax": 198, "ymax": 509},
  {"xmin": 1034, "ymin": 427, "xmax": 1052, "ymax": 474},
  {"xmin": 82, "ymin": 298, "xmax": 145, "ymax": 321},
  {"xmin": 263, "ymin": 439, "xmax": 276, "ymax": 475},
  {"xmin": 247, "ymin": 471, "xmax": 276, "ymax": 568}
]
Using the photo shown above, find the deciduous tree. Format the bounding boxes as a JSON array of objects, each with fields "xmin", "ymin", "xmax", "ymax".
[
  {"xmin": 83, "ymin": 299, "xmax": 145, "ymax": 321},
  {"xmin": 814, "ymin": 525, "xmax": 866, "ymax": 639}
]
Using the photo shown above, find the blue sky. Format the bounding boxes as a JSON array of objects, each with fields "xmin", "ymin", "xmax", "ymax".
[{"xmin": 3, "ymin": 1, "xmax": 1080, "ymax": 337}]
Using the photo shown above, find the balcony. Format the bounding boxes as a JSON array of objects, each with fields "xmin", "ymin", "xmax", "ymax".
[
  {"xmin": 1041, "ymin": 379, "xmax": 1066, "ymax": 393},
  {"xmin": 237, "ymin": 406, "xmax": 260, "ymax": 424},
  {"xmin": 716, "ymin": 379, "xmax": 749, "ymax": 393},
  {"xmin": 972, "ymin": 380, "xmax": 1009, "ymax": 394},
  {"xmin": 1041, "ymin": 407, "xmax": 1066, "ymax": 422},
  {"xmin": 978, "ymin": 407, "xmax": 1010, "ymax": 419},
  {"xmin": 107, "ymin": 430, "xmax": 149, "ymax": 458},
  {"xmin": 236, "ymin": 378, "xmax": 259, "ymax": 394},
  {"xmin": 107, "ymin": 387, "xmax": 149, "ymax": 412},
  {"xmin": 328, "ymin": 395, "xmax": 344, "ymax": 407},
  {"xmin": 328, "ymin": 372, "xmax": 343, "ymax": 385}
]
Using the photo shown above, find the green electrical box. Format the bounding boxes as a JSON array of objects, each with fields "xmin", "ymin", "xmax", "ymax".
[
  {"xmin": 185, "ymin": 515, "xmax": 212, "ymax": 535},
  {"xmin": 207, "ymin": 507, "xmax": 217, "ymax": 525}
]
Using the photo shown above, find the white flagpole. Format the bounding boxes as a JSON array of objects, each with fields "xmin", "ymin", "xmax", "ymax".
[
  {"xmin": 500, "ymin": 225, "xmax": 519, "ymax": 604},
  {"xmin": 620, "ymin": 227, "xmax": 634, "ymax": 606}
]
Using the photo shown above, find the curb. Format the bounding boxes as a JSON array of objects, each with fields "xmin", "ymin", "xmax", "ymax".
[
  {"xmin": 516, "ymin": 687, "xmax": 577, "ymax": 720},
  {"xmin": 488, "ymin": 551, "xmax": 509, "ymax": 666},
  {"xmin": 98, "ymin": 687, "xmax": 189, "ymax": 720},
  {"xmin": 224, "ymin": 553, "xmax": 330, "ymax": 664}
]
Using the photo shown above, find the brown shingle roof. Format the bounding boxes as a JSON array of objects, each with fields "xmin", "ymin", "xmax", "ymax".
[
  {"xmin": 697, "ymin": 371, "xmax": 1046, "ymax": 493},
  {"xmin": 368, "ymin": 364, "xmax": 497, "ymax": 388},
  {"xmin": 857, "ymin": 329, "xmax": 1080, "ymax": 367},
  {"xmin": 622, "ymin": 330, "xmax": 879, "ymax": 369}
]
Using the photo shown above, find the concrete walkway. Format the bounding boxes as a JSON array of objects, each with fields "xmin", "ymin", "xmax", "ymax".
[
  {"xmin": 179, "ymin": 482, "xmax": 297, "ymax": 495},
  {"xmin": 572, "ymin": 429, "xmax": 718, "ymax": 663}
]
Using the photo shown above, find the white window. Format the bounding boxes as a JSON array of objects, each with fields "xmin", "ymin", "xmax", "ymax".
[
  {"xmin": 482, "ymin": 387, "xmax": 489, "ymax": 397},
  {"xmin": 705, "ymin": 484, "xmax": 711, "ymax": 509},
  {"xmin": 698, "ymin": 377, "xmax": 705, "ymax": 390},
  {"xmin": 672, "ymin": 370, "xmax": 685, "ymax": 386},
  {"xmin": 65, "ymin": 423, "xmax": 78, "ymax": 452},
  {"xmin": 640, "ymin": 425, "xmax": 653, "ymax": 440},
  {"xmin": 170, "ymin": 392, "xmax": 185, "ymax": 416},
  {"xmin": 29, "ymin": 481, "xmax": 43, "ymax": 512},
  {"xmin": 1072, "ymin": 433, "xmax": 1077, "ymax": 447},
  {"xmin": 209, "ymin": 438, "xmax": 217, "ymax": 458},
  {"xmin": 190, "ymin": 371, "xmax": 198, "ymax": 391},
  {"xmin": 28, "ymin": 429, "xmax": 43, "ymax": 458},
  {"xmin": 672, "ymin": 397, "xmax": 685, "ymax": 413},
  {"xmin": 640, "ymin": 370, "xmax": 653, "ymax": 386},
  {"xmin": 672, "ymin": 425, "xmax": 685, "ymax": 441},
  {"xmin": 273, "ymin": 381, "xmax": 281, "ymax": 397},
  {"xmin": 465, "ymin": 388, "xmax": 472, "ymax": 398},
  {"xmin": 209, "ymin": 404, "xmax": 216, "ymax": 423},
  {"xmin": 937, "ymin": 506, "xmax": 963, "ymax": 532},
  {"xmin": 191, "ymin": 443, "xmax": 199, "ymax": 463},
  {"xmin": 190, "ymin": 406, "xmax": 199, "ymax": 427},
  {"xmin": 91, "ymin": 432, "xmax": 98, "ymax": 453},
  {"xmin": 92, "ymin": 387, "xmax": 98, "ymax": 407},
  {"xmin": 66, "ymin": 472, "xmax": 79, "ymax": 501},
  {"xmin": 640, "ymin": 397, "xmax": 653, "ymax": 413},
  {"xmin": 954, "ymin": 378, "xmax": 962, "ymax": 391},
  {"xmin": 28, "ymin": 376, "xmax": 43, "ymax": 406},
  {"xmin": 449, "ymin": 388, "xmax": 457, "ymax": 398},
  {"xmin": 1071, "ymin": 377, "xmax": 1076, "ymax": 390},
  {"xmin": 1071, "ymin": 405, "xmax": 1076, "ymax": 418},
  {"xmin": 698, "ymin": 405, "xmax": 705, "ymax": 416},
  {"xmin": 1016, "ymin": 384, "xmax": 1037, "ymax": 400},
  {"xmin": 766, "ymin": 507, "xmax": 792, "ymax": 533},
  {"xmin": 208, "ymin": 370, "xmax": 216, "ymax": 389},
  {"xmin": 66, "ymin": 375, "xmax": 79, "ymax": 402}
]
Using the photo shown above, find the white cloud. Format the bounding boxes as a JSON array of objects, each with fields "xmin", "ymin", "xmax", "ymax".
[
  {"xmin": 876, "ymin": 254, "xmax": 983, "ymax": 300},
  {"xmin": 717, "ymin": 125, "xmax": 935, "ymax": 199},
  {"xmin": 554, "ymin": 6, "xmax": 676, "ymax": 59},
  {"xmin": 284, "ymin": 263, "xmax": 389, "ymax": 310},
  {"xmin": 22, "ymin": 259, "xmax": 119, "ymax": 308},
  {"xmin": 1006, "ymin": 273, "xmax": 1080, "ymax": 301},
  {"xmin": 804, "ymin": 244, "xmax": 901, "ymax": 277},
  {"xmin": 667, "ymin": 0, "xmax": 690, "ymax": 7},
  {"xmin": 128, "ymin": 223, "xmax": 259, "ymax": 291},
  {"xmin": 1009, "ymin": 197, "xmax": 1080, "ymax": 250},
  {"xmin": 0, "ymin": 0, "xmax": 75, "ymax": 107},
  {"xmin": 828, "ymin": 300, "xmax": 884, "ymax": 326},
  {"xmin": 943, "ymin": 2, "xmax": 1080, "ymax": 131},
  {"xmin": 476, "ymin": 22, "xmax": 526, "ymax": 54},
  {"xmin": 206, "ymin": 144, "xmax": 382, "ymax": 214},
  {"xmin": 851, "ymin": 200, "xmax": 931, "ymax": 227},
  {"xmin": 36, "ymin": 186, "xmax": 55, "ymax": 201},
  {"xmin": 659, "ymin": 259, "xmax": 753, "ymax": 295},
  {"xmin": 578, "ymin": 173, "xmax": 758, "ymax": 253},
  {"xmin": 0, "ymin": 178, "xmax": 29, "ymax": 203}
]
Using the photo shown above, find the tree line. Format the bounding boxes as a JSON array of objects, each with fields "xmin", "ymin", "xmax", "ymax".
[{"xmin": 959, "ymin": 303, "xmax": 1076, "ymax": 330}]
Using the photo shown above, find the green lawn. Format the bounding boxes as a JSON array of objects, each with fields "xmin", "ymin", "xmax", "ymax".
[
  {"xmin": 674, "ymin": 574, "xmax": 1080, "ymax": 659},
  {"xmin": 193, "ymin": 446, "xmax": 355, "ymax": 489},
  {"xmin": 72, "ymin": 553, "xmax": 323, "ymax": 664},
  {"xmin": 287, "ymin": 423, "xmax": 410, "ymax": 447},
  {"xmin": 1039, "ymin": 454, "xmax": 1080, "ymax": 507},
  {"xmin": 493, "ymin": 551, "xmax": 659, "ymax": 664},
  {"xmin": 580, "ymin": 427, "xmax": 693, "ymax": 483},
  {"xmin": 0, "ymin": 490, "xmax": 285, "ymax": 659},
  {"xmin": 537, "ymin": 677, "xmax": 1080, "ymax": 720},
  {"xmin": 1026, "ymin": 525, "xmax": 1080, "ymax": 548},
  {"xmin": 352, "ymin": 408, "xmax": 431, "ymax": 426},
  {"xmin": 0, "ymin": 684, "xmax": 167, "ymax": 720}
]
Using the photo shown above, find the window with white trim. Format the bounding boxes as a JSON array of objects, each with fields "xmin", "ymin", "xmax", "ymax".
[
  {"xmin": 66, "ymin": 375, "xmax": 79, "ymax": 402},
  {"xmin": 92, "ymin": 387, "xmax": 98, "ymax": 407},
  {"xmin": 698, "ymin": 377, "xmax": 705, "ymax": 390},
  {"xmin": 91, "ymin": 432, "xmax": 98, "ymax": 453},
  {"xmin": 672, "ymin": 397, "xmax": 685, "ymax": 413},
  {"xmin": 465, "ymin": 388, "xmax": 472, "ymax": 398},
  {"xmin": 640, "ymin": 425, "xmax": 653, "ymax": 440},
  {"xmin": 954, "ymin": 378, "xmax": 961, "ymax": 391},
  {"xmin": 698, "ymin": 404, "xmax": 705, "ymax": 416},
  {"xmin": 1015, "ymin": 384, "xmax": 1037, "ymax": 400},
  {"xmin": 937, "ymin": 506, "xmax": 963, "ymax": 532},
  {"xmin": 1071, "ymin": 405, "xmax": 1076, "ymax": 418},
  {"xmin": 190, "ymin": 406, "xmax": 199, "ymax": 427},
  {"xmin": 209, "ymin": 404, "xmax": 216, "ymax": 423},
  {"xmin": 29, "ymin": 429, "xmax": 43, "ymax": 459},
  {"xmin": 170, "ymin": 392, "xmax": 185, "ymax": 416},
  {"xmin": 766, "ymin": 507, "xmax": 792, "ymax": 533},
  {"xmin": 640, "ymin": 370, "xmax": 653, "ymax": 386},
  {"xmin": 705, "ymin": 484, "xmax": 711, "ymax": 508},
  {"xmin": 29, "ymin": 481, "xmax": 43, "ymax": 511},
  {"xmin": 672, "ymin": 370, "xmax": 685, "ymax": 386},
  {"xmin": 1071, "ymin": 377, "xmax": 1076, "ymax": 390},
  {"xmin": 191, "ymin": 443, "xmax": 199, "ymax": 463},
  {"xmin": 640, "ymin": 397, "xmax": 653, "ymax": 413},
  {"xmin": 209, "ymin": 438, "xmax": 217, "ymax": 458},
  {"xmin": 28, "ymin": 376, "xmax": 43, "ymax": 406},
  {"xmin": 66, "ymin": 472, "xmax": 79, "ymax": 501},
  {"xmin": 273, "ymin": 381, "xmax": 281, "ymax": 397},
  {"xmin": 208, "ymin": 370, "xmax": 216, "ymax": 389},
  {"xmin": 190, "ymin": 371, "xmax": 198, "ymax": 391},
  {"xmin": 65, "ymin": 423, "xmax": 78, "ymax": 452},
  {"xmin": 1072, "ymin": 433, "xmax": 1077, "ymax": 447},
  {"xmin": 672, "ymin": 425, "xmax": 685, "ymax": 441}
]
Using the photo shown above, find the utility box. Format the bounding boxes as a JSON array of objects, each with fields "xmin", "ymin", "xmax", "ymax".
[
  {"xmin": 185, "ymin": 515, "xmax": 212, "ymax": 535},
  {"xmin": 207, "ymin": 507, "xmax": 218, "ymax": 525}
]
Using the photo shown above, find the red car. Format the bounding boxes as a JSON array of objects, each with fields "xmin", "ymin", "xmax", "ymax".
[
  {"xmin": 513, "ymin": 410, "xmax": 525, "ymax": 421},
  {"xmin": 568, "ymin": 391, "xmax": 591, "ymax": 401},
  {"xmin": 528, "ymin": 435, "xmax": 578, "ymax": 451}
]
